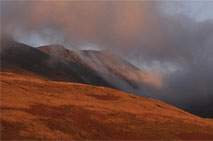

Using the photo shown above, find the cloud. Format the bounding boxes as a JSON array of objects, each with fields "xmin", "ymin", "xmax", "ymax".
[{"xmin": 1, "ymin": 1, "xmax": 213, "ymax": 116}]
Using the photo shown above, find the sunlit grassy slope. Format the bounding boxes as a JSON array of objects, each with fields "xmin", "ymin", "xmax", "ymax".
[{"xmin": 1, "ymin": 72, "xmax": 213, "ymax": 140}]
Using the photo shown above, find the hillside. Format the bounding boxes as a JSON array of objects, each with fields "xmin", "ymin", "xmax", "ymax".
[
  {"xmin": 1, "ymin": 72, "xmax": 213, "ymax": 140},
  {"xmin": 0, "ymin": 36, "xmax": 85, "ymax": 83},
  {"xmin": 0, "ymin": 35, "xmax": 114, "ymax": 88},
  {"xmin": 1, "ymin": 35, "xmax": 158, "ymax": 97},
  {"xmin": 39, "ymin": 45, "xmax": 160, "ymax": 97},
  {"xmin": 1, "ymin": 32, "xmax": 212, "ymax": 119}
]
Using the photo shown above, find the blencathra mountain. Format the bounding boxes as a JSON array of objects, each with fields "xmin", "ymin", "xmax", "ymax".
[{"xmin": 1, "ymin": 32, "xmax": 157, "ymax": 97}]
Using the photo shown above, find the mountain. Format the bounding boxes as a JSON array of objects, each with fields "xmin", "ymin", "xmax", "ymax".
[
  {"xmin": 39, "ymin": 45, "xmax": 140, "ymax": 88},
  {"xmin": 1, "ymin": 72, "xmax": 213, "ymax": 140},
  {"xmin": 1, "ymin": 32, "xmax": 144, "ymax": 92},
  {"xmin": 0, "ymin": 34, "xmax": 116, "ymax": 88},
  {"xmin": 1, "ymin": 32, "xmax": 212, "ymax": 118},
  {"xmin": 39, "ymin": 45, "xmax": 160, "ymax": 97},
  {"xmin": 1, "ymin": 29, "xmax": 160, "ymax": 97},
  {"xmin": 0, "ymin": 35, "xmax": 85, "ymax": 83}
]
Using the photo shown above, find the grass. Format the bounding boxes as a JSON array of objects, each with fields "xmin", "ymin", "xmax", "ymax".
[{"xmin": 1, "ymin": 72, "xmax": 213, "ymax": 140}]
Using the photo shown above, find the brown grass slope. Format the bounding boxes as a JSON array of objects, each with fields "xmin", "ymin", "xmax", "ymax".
[{"xmin": 1, "ymin": 72, "xmax": 213, "ymax": 140}]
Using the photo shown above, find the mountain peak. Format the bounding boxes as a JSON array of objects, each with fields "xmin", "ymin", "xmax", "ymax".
[{"xmin": 39, "ymin": 44, "xmax": 67, "ymax": 51}]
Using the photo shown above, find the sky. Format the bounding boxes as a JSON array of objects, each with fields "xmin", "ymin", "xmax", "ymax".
[
  {"xmin": 162, "ymin": 1, "xmax": 213, "ymax": 22},
  {"xmin": 1, "ymin": 1, "xmax": 213, "ymax": 114},
  {"xmin": 2, "ymin": 1, "xmax": 213, "ymax": 47}
]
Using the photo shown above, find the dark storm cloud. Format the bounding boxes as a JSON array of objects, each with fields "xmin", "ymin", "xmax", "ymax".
[{"xmin": 1, "ymin": 1, "xmax": 213, "ymax": 115}]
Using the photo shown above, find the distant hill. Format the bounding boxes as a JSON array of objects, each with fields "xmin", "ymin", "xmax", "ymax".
[
  {"xmin": 1, "ymin": 31, "xmax": 146, "ymax": 92},
  {"xmin": 39, "ymin": 45, "xmax": 146, "ymax": 93},
  {"xmin": 1, "ymin": 35, "xmax": 85, "ymax": 83}
]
